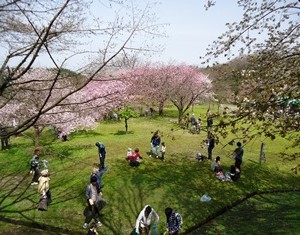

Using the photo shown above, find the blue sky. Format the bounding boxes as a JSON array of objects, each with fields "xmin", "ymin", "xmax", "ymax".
[
  {"xmin": 150, "ymin": 0, "xmax": 244, "ymax": 65},
  {"xmin": 1, "ymin": 1, "xmax": 245, "ymax": 69}
]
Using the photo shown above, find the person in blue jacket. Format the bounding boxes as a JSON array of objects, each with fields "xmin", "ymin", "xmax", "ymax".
[{"xmin": 96, "ymin": 142, "xmax": 106, "ymax": 169}]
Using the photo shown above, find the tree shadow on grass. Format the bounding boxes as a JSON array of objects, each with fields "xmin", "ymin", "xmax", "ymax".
[
  {"xmin": 179, "ymin": 161, "xmax": 300, "ymax": 234},
  {"xmin": 113, "ymin": 130, "xmax": 134, "ymax": 135},
  {"xmin": 71, "ymin": 130, "xmax": 102, "ymax": 138},
  {"xmin": 0, "ymin": 170, "xmax": 87, "ymax": 235},
  {"xmin": 44, "ymin": 143, "xmax": 95, "ymax": 160},
  {"xmin": 186, "ymin": 191, "xmax": 300, "ymax": 235},
  {"xmin": 1, "ymin": 150, "xmax": 299, "ymax": 235},
  {"xmin": 119, "ymin": 156, "xmax": 300, "ymax": 235},
  {"xmin": 281, "ymin": 152, "xmax": 300, "ymax": 161}
]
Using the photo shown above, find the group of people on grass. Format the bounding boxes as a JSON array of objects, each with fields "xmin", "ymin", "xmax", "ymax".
[
  {"xmin": 192, "ymin": 111, "xmax": 245, "ymax": 183},
  {"xmin": 184, "ymin": 113, "xmax": 202, "ymax": 133},
  {"xmin": 209, "ymin": 141, "xmax": 244, "ymax": 182},
  {"xmin": 125, "ymin": 130, "xmax": 166, "ymax": 168},
  {"xmin": 88, "ymin": 140, "xmax": 181, "ymax": 235},
  {"xmin": 27, "ymin": 118, "xmax": 243, "ymax": 234}
]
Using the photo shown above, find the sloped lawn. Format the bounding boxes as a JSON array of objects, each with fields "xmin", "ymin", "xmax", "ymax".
[{"xmin": 0, "ymin": 113, "xmax": 299, "ymax": 234}]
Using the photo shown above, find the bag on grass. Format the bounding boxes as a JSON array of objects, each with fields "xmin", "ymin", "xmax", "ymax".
[{"xmin": 149, "ymin": 224, "xmax": 159, "ymax": 235}]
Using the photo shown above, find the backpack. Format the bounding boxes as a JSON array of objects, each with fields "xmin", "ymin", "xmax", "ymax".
[{"xmin": 31, "ymin": 160, "xmax": 39, "ymax": 169}]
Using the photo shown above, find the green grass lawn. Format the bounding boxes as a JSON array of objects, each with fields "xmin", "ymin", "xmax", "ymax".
[{"xmin": 0, "ymin": 105, "xmax": 299, "ymax": 234}]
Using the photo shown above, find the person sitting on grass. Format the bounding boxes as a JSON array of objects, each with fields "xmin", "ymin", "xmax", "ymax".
[
  {"xmin": 211, "ymin": 156, "xmax": 222, "ymax": 173},
  {"xmin": 227, "ymin": 165, "xmax": 240, "ymax": 182},
  {"xmin": 215, "ymin": 165, "xmax": 238, "ymax": 182},
  {"xmin": 126, "ymin": 148, "xmax": 142, "ymax": 167},
  {"xmin": 215, "ymin": 170, "xmax": 232, "ymax": 182},
  {"xmin": 126, "ymin": 147, "xmax": 133, "ymax": 159}
]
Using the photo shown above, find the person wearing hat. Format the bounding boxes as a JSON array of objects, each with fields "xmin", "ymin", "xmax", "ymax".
[
  {"xmin": 37, "ymin": 169, "xmax": 51, "ymax": 210},
  {"xmin": 164, "ymin": 207, "xmax": 183, "ymax": 235},
  {"xmin": 83, "ymin": 176, "xmax": 103, "ymax": 229}
]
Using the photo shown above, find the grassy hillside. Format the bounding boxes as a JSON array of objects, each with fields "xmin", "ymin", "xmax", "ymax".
[{"xmin": 0, "ymin": 105, "xmax": 299, "ymax": 234}]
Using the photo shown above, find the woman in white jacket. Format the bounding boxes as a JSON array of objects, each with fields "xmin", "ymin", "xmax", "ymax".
[{"xmin": 135, "ymin": 205, "xmax": 159, "ymax": 235}]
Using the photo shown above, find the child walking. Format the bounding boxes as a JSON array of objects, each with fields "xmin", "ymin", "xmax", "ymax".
[{"xmin": 160, "ymin": 142, "xmax": 166, "ymax": 161}]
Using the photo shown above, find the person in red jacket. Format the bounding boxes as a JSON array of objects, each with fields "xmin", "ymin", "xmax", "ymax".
[{"xmin": 126, "ymin": 148, "xmax": 142, "ymax": 167}]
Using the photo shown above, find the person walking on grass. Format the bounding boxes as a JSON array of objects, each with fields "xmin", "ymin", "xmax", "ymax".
[
  {"xmin": 211, "ymin": 156, "xmax": 222, "ymax": 173},
  {"xmin": 165, "ymin": 207, "xmax": 183, "ymax": 235},
  {"xmin": 207, "ymin": 133, "xmax": 215, "ymax": 160},
  {"xmin": 135, "ymin": 205, "xmax": 159, "ymax": 235},
  {"xmin": 29, "ymin": 149, "xmax": 48, "ymax": 185},
  {"xmin": 83, "ymin": 176, "xmax": 103, "ymax": 229},
  {"xmin": 96, "ymin": 142, "xmax": 106, "ymax": 169},
  {"xmin": 29, "ymin": 149, "xmax": 40, "ymax": 171},
  {"xmin": 37, "ymin": 169, "xmax": 51, "ymax": 211},
  {"xmin": 233, "ymin": 142, "xmax": 244, "ymax": 171}
]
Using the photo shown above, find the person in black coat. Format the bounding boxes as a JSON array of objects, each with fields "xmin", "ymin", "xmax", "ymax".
[{"xmin": 207, "ymin": 133, "xmax": 215, "ymax": 160}]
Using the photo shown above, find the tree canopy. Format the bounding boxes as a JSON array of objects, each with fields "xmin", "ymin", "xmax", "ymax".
[
  {"xmin": 204, "ymin": 0, "xmax": 300, "ymax": 141},
  {"xmin": 121, "ymin": 63, "xmax": 212, "ymax": 123},
  {"xmin": 0, "ymin": 0, "xmax": 165, "ymax": 138}
]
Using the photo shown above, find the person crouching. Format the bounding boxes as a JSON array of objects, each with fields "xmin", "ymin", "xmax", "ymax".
[{"xmin": 126, "ymin": 148, "xmax": 142, "ymax": 167}]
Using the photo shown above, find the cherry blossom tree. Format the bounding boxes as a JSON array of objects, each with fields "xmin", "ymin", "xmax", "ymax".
[
  {"xmin": 166, "ymin": 64, "xmax": 212, "ymax": 123},
  {"xmin": 121, "ymin": 64, "xmax": 212, "ymax": 122},
  {"xmin": 0, "ymin": 68, "xmax": 127, "ymax": 146},
  {"xmin": 120, "ymin": 64, "xmax": 171, "ymax": 115},
  {"xmin": 0, "ymin": 0, "xmax": 166, "ymax": 140}
]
